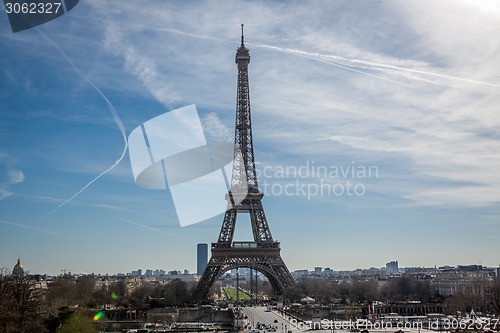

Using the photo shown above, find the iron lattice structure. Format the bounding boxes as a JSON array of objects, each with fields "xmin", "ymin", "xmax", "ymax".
[{"xmin": 193, "ymin": 26, "xmax": 294, "ymax": 300}]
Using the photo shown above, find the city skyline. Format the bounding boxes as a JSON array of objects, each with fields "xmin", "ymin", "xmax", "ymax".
[
  {"xmin": 5, "ymin": 255, "xmax": 498, "ymax": 277},
  {"xmin": 1, "ymin": 1, "xmax": 500, "ymax": 276}
]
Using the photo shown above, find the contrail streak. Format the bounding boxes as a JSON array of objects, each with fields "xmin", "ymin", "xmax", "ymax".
[
  {"xmin": 150, "ymin": 24, "xmax": 499, "ymax": 89},
  {"xmin": 36, "ymin": 29, "xmax": 128, "ymax": 223},
  {"xmin": 113, "ymin": 216, "xmax": 188, "ymax": 240},
  {"xmin": 71, "ymin": 18, "xmax": 499, "ymax": 89},
  {"xmin": 137, "ymin": 26, "xmax": 410, "ymax": 87},
  {"xmin": 250, "ymin": 42, "xmax": 500, "ymax": 89},
  {"xmin": 0, "ymin": 219, "xmax": 93, "ymax": 243},
  {"xmin": 288, "ymin": 51, "xmax": 413, "ymax": 88}
]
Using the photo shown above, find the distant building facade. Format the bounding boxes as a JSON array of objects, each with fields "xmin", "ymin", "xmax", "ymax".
[
  {"xmin": 433, "ymin": 266, "xmax": 492, "ymax": 296},
  {"xmin": 131, "ymin": 269, "xmax": 142, "ymax": 277}
]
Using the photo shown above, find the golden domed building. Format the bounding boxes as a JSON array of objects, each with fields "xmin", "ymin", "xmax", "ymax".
[{"xmin": 12, "ymin": 257, "xmax": 24, "ymax": 275}]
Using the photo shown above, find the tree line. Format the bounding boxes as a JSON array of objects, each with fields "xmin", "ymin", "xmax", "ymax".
[
  {"xmin": 284, "ymin": 275, "xmax": 500, "ymax": 314},
  {"xmin": 0, "ymin": 269, "xmax": 194, "ymax": 333},
  {"xmin": 1, "ymin": 269, "xmax": 500, "ymax": 332}
]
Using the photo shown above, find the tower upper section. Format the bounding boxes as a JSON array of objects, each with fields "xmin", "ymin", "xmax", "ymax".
[{"xmin": 231, "ymin": 24, "xmax": 260, "ymax": 194}]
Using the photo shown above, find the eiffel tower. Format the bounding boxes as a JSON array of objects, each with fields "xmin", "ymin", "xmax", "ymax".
[{"xmin": 194, "ymin": 25, "xmax": 294, "ymax": 300}]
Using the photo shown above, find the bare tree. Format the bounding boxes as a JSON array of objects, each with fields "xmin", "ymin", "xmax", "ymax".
[
  {"xmin": 75, "ymin": 275, "xmax": 96, "ymax": 307},
  {"xmin": 350, "ymin": 279, "xmax": 379, "ymax": 303},
  {"xmin": 486, "ymin": 276, "xmax": 500, "ymax": 314},
  {"xmin": 0, "ymin": 270, "xmax": 47, "ymax": 333},
  {"xmin": 444, "ymin": 277, "xmax": 491, "ymax": 314},
  {"xmin": 47, "ymin": 275, "xmax": 77, "ymax": 309},
  {"xmin": 129, "ymin": 281, "xmax": 154, "ymax": 309}
]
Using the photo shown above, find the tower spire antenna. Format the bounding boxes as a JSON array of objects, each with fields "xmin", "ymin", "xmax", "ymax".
[{"xmin": 241, "ymin": 24, "xmax": 244, "ymax": 46}]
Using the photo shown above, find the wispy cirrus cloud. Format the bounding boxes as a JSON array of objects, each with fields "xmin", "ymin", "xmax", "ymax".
[
  {"xmin": 0, "ymin": 153, "xmax": 25, "ymax": 200},
  {"xmin": 59, "ymin": 0, "xmax": 496, "ymax": 211},
  {"xmin": 101, "ymin": 21, "xmax": 181, "ymax": 108},
  {"xmin": 0, "ymin": 189, "xmax": 12, "ymax": 200},
  {"xmin": 1, "ymin": 0, "xmax": 500, "ymax": 273},
  {"xmin": 7, "ymin": 169, "xmax": 24, "ymax": 184}
]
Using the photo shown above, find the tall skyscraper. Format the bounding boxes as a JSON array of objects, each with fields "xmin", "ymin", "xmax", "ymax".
[
  {"xmin": 386, "ymin": 260, "xmax": 399, "ymax": 275},
  {"xmin": 197, "ymin": 243, "xmax": 208, "ymax": 276}
]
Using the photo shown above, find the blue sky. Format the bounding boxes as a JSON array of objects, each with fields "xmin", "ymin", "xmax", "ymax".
[{"xmin": 1, "ymin": 0, "xmax": 499, "ymax": 275}]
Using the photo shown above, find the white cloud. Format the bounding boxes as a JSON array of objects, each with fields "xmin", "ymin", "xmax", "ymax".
[
  {"xmin": 101, "ymin": 21, "xmax": 180, "ymax": 107},
  {"xmin": 0, "ymin": 154, "xmax": 24, "ymax": 199},
  {"xmin": 19, "ymin": 0, "xmax": 499, "ymax": 208},
  {"xmin": 2, "ymin": 0, "xmax": 500, "ymax": 273},
  {"xmin": 7, "ymin": 169, "xmax": 24, "ymax": 184},
  {"xmin": 201, "ymin": 113, "xmax": 232, "ymax": 142},
  {"xmin": 0, "ymin": 189, "xmax": 12, "ymax": 201}
]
